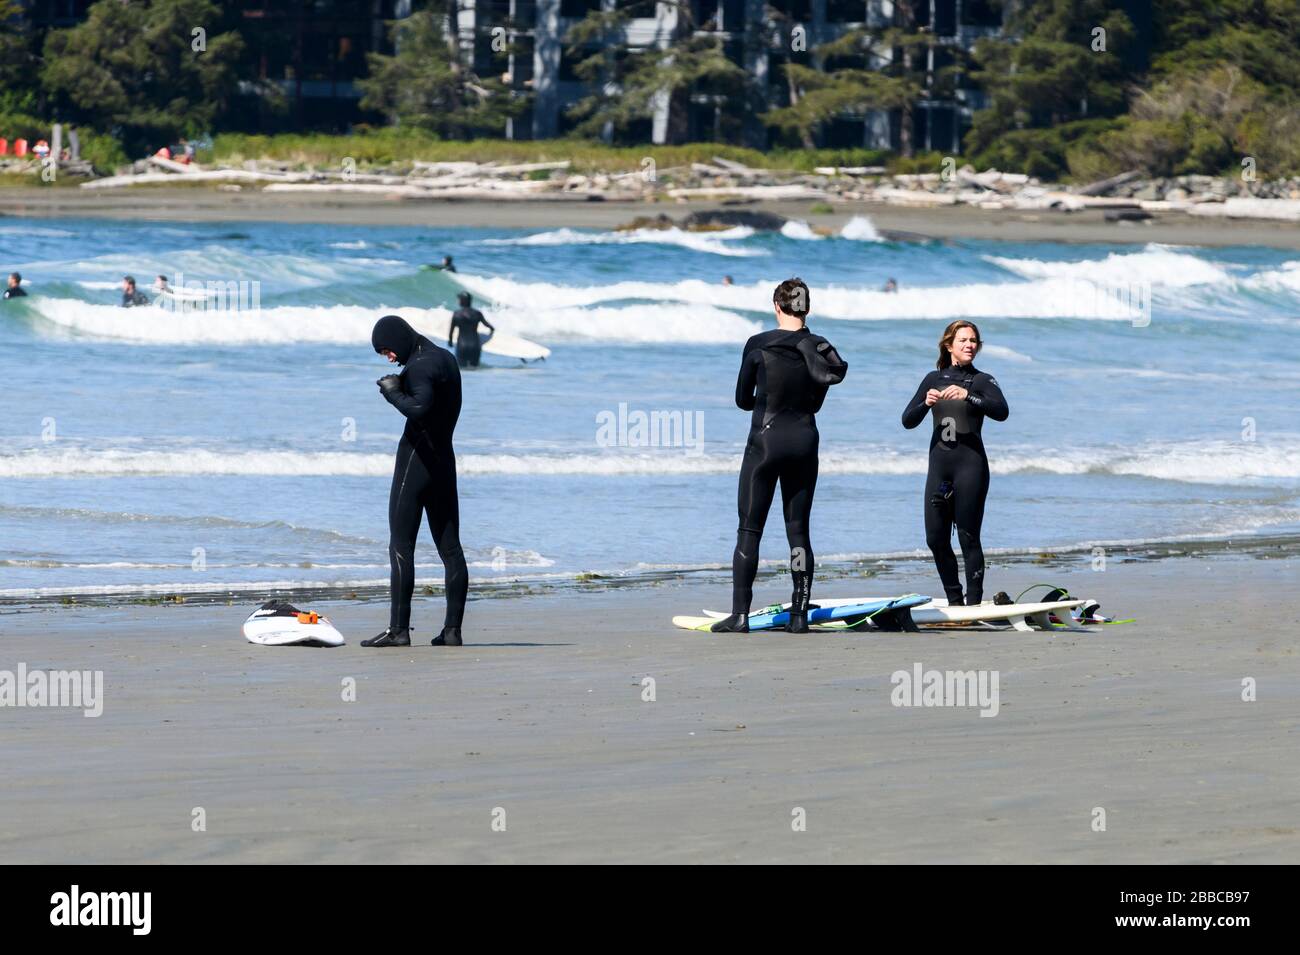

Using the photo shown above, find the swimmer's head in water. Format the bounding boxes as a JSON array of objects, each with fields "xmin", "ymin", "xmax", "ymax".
[
  {"xmin": 372, "ymin": 314, "xmax": 418, "ymax": 364},
  {"xmin": 773, "ymin": 277, "xmax": 810, "ymax": 320},
  {"xmin": 458, "ymin": 292, "xmax": 472, "ymax": 307}
]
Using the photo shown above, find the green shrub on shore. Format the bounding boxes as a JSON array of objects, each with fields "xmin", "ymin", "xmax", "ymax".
[{"xmin": 210, "ymin": 130, "xmax": 887, "ymax": 175}]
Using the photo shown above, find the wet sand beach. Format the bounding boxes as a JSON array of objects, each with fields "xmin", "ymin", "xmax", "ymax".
[
  {"xmin": 3, "ymin": 555, "xmax": 1296, "ymax": 863},
  {"xmin": 5, "ymin": 186, "xmax": 1300, "ymax": 249}
]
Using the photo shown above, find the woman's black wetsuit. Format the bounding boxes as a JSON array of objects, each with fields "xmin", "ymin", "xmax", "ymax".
[
  {"xmin": 901, "ymin": 363, "xmax": 1008, "ymax": 605},
  {"xmin": 716, "ymin": 328, "xmax": 847, "ymax": 629},
  {"xmin": 371, "ymin": 316, "xmax": 468, "ymax": 639}
]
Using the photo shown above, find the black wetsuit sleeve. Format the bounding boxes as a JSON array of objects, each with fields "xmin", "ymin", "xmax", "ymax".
[
  {"xmin": 383, "ymin": 357, "xmax": 436, "ymax": 419},
  {"xmin": 478, "ymin": 310, "xmax": 494, "ymax": 332},
  {"xmin": 901, "ymin": 373, "xmax": 935, "ymax": 429},
  {"xmin": 967, "ymin": 373, "xmax": 1009, "ymax": 421},
  {"xmin": 734, "ymin": 342, "xmax": 759, "ymax": 411},
  {"xmin": 797, "ymin": 336, "xmax": 848, "ymax": 386}
]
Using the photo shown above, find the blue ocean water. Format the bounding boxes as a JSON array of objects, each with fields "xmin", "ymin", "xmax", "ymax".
[{"xmin": 2, "ymin": 215, "xmax": 1298, "ymax": 598}]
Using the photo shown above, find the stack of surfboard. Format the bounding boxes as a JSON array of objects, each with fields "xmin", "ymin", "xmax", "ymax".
[{"xmin": 674, "ymin": 594, "xmax": 1096, "ymax": 633}]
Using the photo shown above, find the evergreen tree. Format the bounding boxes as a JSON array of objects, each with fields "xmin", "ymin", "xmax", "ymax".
[
  {"xmin": 41, "ymin": 0, "xmax": 243, "ymax": 156},
  {"xmin": 359, "ymin": 4, "xmax": 525, "ymax": 139},
  {"xmin": 564, "ymin": 1, "xmax": 748, "ymax": 144},
  {"xmin": 762, "ymin": 2, "xmax": 956, "ymax": 156}
]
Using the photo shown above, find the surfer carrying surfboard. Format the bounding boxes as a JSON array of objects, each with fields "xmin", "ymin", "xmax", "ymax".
[
  {"xmin": 901, "ymin": 320, "xmax": 1009, "ymax": 606},
  {"xmin": 448, "ymin": 291, "xmax": 495, "ymax": 369},
  {"xmin": 362, "ymin": 315, "xmax": 469, "ymax": 648},
  {"xmin": 712, "ymin": 278, "xmax": 848, "ymax": 634}
]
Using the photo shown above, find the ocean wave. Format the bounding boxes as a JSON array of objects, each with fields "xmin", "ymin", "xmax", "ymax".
[
  {"xmin": 985, "ymin": 245, "xmax": 1233, "ymax": 288},
  {"xmin": 0, "ymin": 225, "xmax": 75, "ymax": 239},
  {"xmin": 459, "ymin": 273, "xmax": 1148, "ymax": 321},
  {"xmin": 0, "ymin": 502, "xmax": 382, "ymax": 545},
  {"xmin": 5, "ymin": 440, "xmax": 1298, "ymax": 485},
  {"xmin": 477, "ymin": 225, "xmax": 764, "ymax": 257},
  {"xmin": 18, "ymin": 244, "xmax": 407, "ymax": 292},
  {"xmin": 1243, "ymin": 260, "xmax": 1300, "ymax": 294},
  {"xmin": 26, "ymin": 297, "xmax": 755, "ymax": 345}
]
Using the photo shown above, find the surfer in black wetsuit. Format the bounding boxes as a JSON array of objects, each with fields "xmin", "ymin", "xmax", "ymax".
[
  {"xmin": 447, "ymin": 292, "xmax": 495, "ymax": 369},
  {"xmin": 712, "ymin": 278, "xmax": 848, "ymax": 634},
  {"xmin": 901, "ymin": 320, "xmax": 1008, "ymax": 606},
  {"xmin": 363, "ymin": 315, "xmax": 469, "ymax": 648},
  {"xmin": 121, "ymin": 275, "xmax": 149, "ymax": 307},
  {"xmin": 4, "ymin": 272, "xmax": 26, "ymax": 298}
]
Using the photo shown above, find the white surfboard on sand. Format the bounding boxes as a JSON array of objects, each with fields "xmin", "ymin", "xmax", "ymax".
[
  {"xmin": 395, "ymin": 310, "xmax": 549, "ymax": 362},
  {"xmin": 702, "ymin": 597, "xmax": 1088, "ymax": 632},
  {"xmin": 243, "ymin": 601, "xmax": 345, "ymax": 647}
]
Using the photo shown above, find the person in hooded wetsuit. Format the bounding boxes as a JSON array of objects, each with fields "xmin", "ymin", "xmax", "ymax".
[
  {"xmin": 362, "ymin": 315, "xmax": 469, "ymax": 647},
  {"xmin": 447, "ymin": 292, "xmax": 495, "ymax": 369},
  {"xmin": 712, "ymin": 278, "xmax": 848, "ymax": 634},
  {"xmin": 901, "ymin": 320, "xmax": 1009, "ymax": 607},
  {"xmin": 5, "ymin": 272, "xmax": 27, "ymax": 299}
]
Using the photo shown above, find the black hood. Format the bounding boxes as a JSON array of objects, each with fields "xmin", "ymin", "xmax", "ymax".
[{"xmin": 371, "ymin": 315, "xmax": 419, "ymax": 364}]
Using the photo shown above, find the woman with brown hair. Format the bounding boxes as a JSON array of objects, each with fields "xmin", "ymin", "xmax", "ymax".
[{"xmin": 901, "ymin": 321, "xmax": 1009, "ymax": 606}]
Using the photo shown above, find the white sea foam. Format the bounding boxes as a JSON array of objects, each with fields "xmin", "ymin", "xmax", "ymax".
[
  {"xmin": 839, "ymin": 215, "xmax": 882, "ymax": 241},
  {"xmin": 986, "ymin": 245, "xmax": 1232, "ymax": 288},
  {"xmin": 780, "ymin": 220, "xmax": 823, "ymax": 240},
  {"xmin": 1244, "ymin": 260, "xmax": 1300, "ymax": 294},
  {"xmin": 459, "ymin": 272, "xmax": 1148, "ymax": 321},
  {"xmin": 29, "ymin": 297, "xmax": 756, "ymax": 345},
  {"xmin": 478, "ymin": 225, "xmax": 764, "ymax": 257},
  {"xmin": 6, "ymin": 440, "xmax": 1298, "ymax": 485}
]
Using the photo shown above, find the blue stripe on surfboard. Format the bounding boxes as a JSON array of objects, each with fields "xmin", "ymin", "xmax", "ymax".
[{"xmin": 746, "ymin": 594, "xmax": 931, "ymax": 631}]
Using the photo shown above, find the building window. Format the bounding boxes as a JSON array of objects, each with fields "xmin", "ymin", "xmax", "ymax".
[
  {"xmin": 560, "ymin": 0, "xmax": 601, "ymax": 17},
  {"xmin": 826, "ymin": 0, "xmax": 866, "ymax": 24}
]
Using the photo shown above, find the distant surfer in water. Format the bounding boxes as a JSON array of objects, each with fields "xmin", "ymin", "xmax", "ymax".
[
  {"xmin": 901, "ymin": 320, "xmax": 1008, "ymax": 606},
  {"xmin": 120, "ymin": 276, "xmax": 149, "ymax": 307},
  {"xmin": 712, "ymin": 278, "xmax": 848, "ymax": 633},
  {"xmin": 4, "ymin": 272, "xmax": 26, "ymax": 299},
  {"xmin": 363, "ymin": 315, "xmax": 469, "ymax": 648},
  {"xmin": 447, "ymin": 292, "xmax": 495, "ymax": 369}
]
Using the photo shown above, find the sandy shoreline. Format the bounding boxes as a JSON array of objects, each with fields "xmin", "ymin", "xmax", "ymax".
[
  {"xmin": 3, "ymin": 554, "xmax": 1296, "ymax": 863},
  {"xmin": 5, "ymin": 186, "xmax": 1300, "ymax": 248}
]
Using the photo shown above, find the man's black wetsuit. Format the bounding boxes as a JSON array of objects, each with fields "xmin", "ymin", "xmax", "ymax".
[
  {"xmin": 715, "ymin": 327, "xmax": 847, "ymax": 631},
  {"xmin": 370, "ymin": 315, "xmax": 468, "ymax": 644},
  {"xmin": 448, "ymin": 306, "xmax": 493, "ymax": 368},
  {"xmin": 901, "ymin": 363, "xmax": 1008, "ymax": 605},
  {"xmin": 121, "ymin": 290, "xmax": 149, "ymax": 307},
  {"xmin": 4, "ymin": 286, "xmax": 26, "ymax": 299}
]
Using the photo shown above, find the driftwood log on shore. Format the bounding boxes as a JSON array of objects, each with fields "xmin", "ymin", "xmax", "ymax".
[{"xmin": 53, "ymin": 151, "xmax": 1300, "ymax": 221}]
